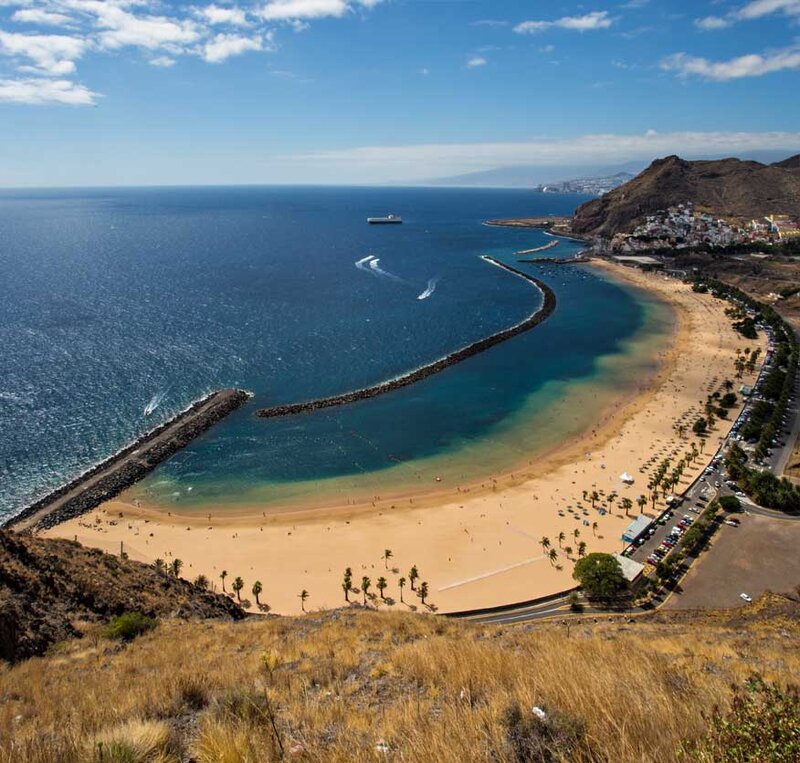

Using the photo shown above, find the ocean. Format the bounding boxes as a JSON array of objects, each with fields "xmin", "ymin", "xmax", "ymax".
[{"xmin": 0, "ymin": 186, "xmax": 666, "ymax": 519}]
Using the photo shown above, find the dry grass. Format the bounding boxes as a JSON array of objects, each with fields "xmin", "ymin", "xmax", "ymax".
[{"xmin": 1, "ymin": 601, "xmax": 799, "ymax": 762}]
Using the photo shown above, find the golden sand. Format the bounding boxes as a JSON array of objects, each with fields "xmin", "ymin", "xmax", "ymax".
[{"xmin": 45, "ymin": 263, "xmax": 764, "ymax": 615}]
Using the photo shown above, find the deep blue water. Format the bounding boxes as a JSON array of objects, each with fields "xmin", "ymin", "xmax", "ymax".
[{"xmin": 0, "ymin": 186, "xmax": 651, "ymax": 518}]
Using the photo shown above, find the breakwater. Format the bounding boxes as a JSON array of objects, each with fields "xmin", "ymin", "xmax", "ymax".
[
  {"xmin": 6, "ymin": 389, "xmax": 252, "ymax": 532},
  {"xmin": 516, "ymin": 240, "xmax": 559, "ymax": 256},
  {"xmin": 519, "ymin": 255, "xmax": 592, "ymax": 265},
  {"xmin": 256, "ymin": 257, "xmax": 556, "ymax": 420}
]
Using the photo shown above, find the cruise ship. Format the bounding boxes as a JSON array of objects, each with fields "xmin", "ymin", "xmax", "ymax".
[{"xmin": 367, "ymin": 214, "xmax": 403, "ymax": 224}]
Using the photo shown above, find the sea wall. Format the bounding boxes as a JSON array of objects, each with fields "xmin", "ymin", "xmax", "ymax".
[
  {"xmin": 256, "ymin": 257, "xmax": 556, "ymax": 420},
  {"xmin": 5, "ymin": 389, "xmax": 251, "ymax": 532}
]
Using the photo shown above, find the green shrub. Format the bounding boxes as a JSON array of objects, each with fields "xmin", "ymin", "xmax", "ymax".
[{"xmin": 105, "ymin": 613, "xmax": 156, "ymax": 642}]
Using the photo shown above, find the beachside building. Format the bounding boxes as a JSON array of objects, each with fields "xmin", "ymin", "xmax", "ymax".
[
  {"xmin": 621, "ymin": 515, "xmax": 653, "ymax": 544},
  {"xmin": 613, "ymin": 553, "xmax": 645, "ymax": 587}
]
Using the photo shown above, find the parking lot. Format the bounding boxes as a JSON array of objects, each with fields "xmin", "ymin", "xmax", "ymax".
[{"xmin": 663, "ymin": 512, "xmax": 800, "ymax": 609}]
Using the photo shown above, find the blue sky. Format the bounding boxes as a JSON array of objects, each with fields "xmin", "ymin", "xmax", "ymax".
[{"xmin": 0, "ymin": 0, "xmax": 798, "ymax": 186}]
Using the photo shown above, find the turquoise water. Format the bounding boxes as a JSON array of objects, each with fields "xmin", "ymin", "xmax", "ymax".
[{"xmin": 0, "ymin": 186, "xmax": 659, "ymax": 518}]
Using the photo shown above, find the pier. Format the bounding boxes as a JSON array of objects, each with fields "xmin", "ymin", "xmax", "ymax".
[
  {"xmin": 256, "ymin": 257, "xmax": 556, "ymax": 420},
  {"xmin": 5, "ymin": 389, "xmax": 251, "ymax": 532},
  {"xmin": 515, "ymin": 240, "xmax": 559, "ymax": 256}
]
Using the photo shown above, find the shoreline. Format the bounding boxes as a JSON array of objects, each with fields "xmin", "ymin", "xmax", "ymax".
[{"xmin": 44, "ymin": 262, "xmax": 763, "ymax": 616}]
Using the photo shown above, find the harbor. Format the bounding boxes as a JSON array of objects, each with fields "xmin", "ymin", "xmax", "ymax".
[
  {"xmin": 5, "ymin": 389, "xmax": 252, "ymax": 532},
  {"xmin": 256, "ymin": 257, "xmax": 556, "ymax": 420}
]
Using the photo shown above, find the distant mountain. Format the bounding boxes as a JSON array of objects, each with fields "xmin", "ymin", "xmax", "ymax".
[
  {"xmin": 421, "ymin": 161, "xmax": 646, "ymax": 188},
  {"xmin": 571, "ymin": 154, "xmax": 800, "ymax": 238}
]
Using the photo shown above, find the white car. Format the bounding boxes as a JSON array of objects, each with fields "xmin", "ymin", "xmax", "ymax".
[{"xmin": 740, "ymin": 593, "xmax": 752, "ymax": 603}]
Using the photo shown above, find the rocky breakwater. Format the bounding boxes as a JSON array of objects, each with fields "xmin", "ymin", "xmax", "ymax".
[
  {"xmin": 256, "ymin": 257, "xmax": 556, "ymax": 420},
  {"xmin": 6, "ymin": 389, "xmax": 252, "ymax": 532}
]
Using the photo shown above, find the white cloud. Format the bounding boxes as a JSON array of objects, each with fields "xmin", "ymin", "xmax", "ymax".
[
  {"xmin": 12, "ymin": 8, "xmax": 75, "ymax": 26},
  {"xmin": 197, "ymin": 4, "xmax": 249, "ymax": 26},
  {"xmin": 288, "ymin": 130, "xmax": 800, "ymax": 181},
  {"xmin": 0, "ymin": 76, "xmax": 98, "ymax": 104},
  {"xmin": 662, "ymin": 46, "xmax": 800, "ymax": 80},
  {"xmin": 466, "ymin": 55, "xmax": 486, "ymax": 68},
  {"xmin": 514, "ymin": 11, "xmax": 613, "ymax": 35},
  {"xmin": 694, "ymin": 15, "xmax": 731, "ymax": 30},
  {"xmin": 203, "ymin": 32, "xmax": 265, "ymax": 62},
  {"xmin": 0, "ymin": 30, "xmax": 86, "ymax": 75},
  {"xmin": 149, "ymin": 55, "xmax": 175, "ymax": 67},
  {"xmin": 257, "ymin": 0, "xmax": 349, "ymax": 21}
]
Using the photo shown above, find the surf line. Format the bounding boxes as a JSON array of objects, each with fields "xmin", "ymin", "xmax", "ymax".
[{"xmin": 255, "ymin": 256, "xmax": 556, "ymax": 420}]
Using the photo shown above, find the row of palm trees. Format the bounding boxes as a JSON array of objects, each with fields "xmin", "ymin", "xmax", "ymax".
[
  {"xmin": 540, "ymin": 534, "xmax": 588, "ymax": 564},
  {"xmin": 342, "ymin": 556, "xmax": 430, "ymax": 607}
]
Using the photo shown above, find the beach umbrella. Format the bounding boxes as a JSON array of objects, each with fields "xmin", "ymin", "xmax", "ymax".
[{"xmin": 620, "ymin": 472, "xmax": 634, "ymax": 484}]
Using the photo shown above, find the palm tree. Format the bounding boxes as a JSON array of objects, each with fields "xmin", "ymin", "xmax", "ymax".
[
  {"xmin": 232, "ymin": 576, "xmax": 244, "ymax": 602},
  {"xmin": 418, "ymin": 581, "xmax": 429, "ymax": 605},
  {"xmin": 564, "ymin": 546, "xmax": 573, "ymax": 558},
  {"xmin": 573, "ymin": 528, "xmax": 580, "ymax": 541},
  {"xmin": 299, "ymin": 589, "xmax": 309, "ymax": 612},
  {"xmin": 582, "ymin": 489, "xmax": 588, "ymax": 502},
  {"xmin": 169, "ymin": 558, "xmax": 183, "ymax": 578},
  {"xmin": 383, "ymin": 549, "xmax": 393, "ymax": 570},
  {"xmin": 252, "ymin": 580, "xmax": 262, "ymax": 606},
  {"xmin": 577, "ymin": 541, "xmax": 587, "ymax": 558},
  {"xmin": 377, "ymin": 576, "xmax": 388, "ymax": 600},
  {"xmin": 153, "ymin": 558, "xmax": 165, "ymax": 575},
  {"xmin": 540, "ymin": 536, "xmax": 551, "ymax": 552},
  {"xmin": 409, "ymin": 565, "xmax": 419, "ymax": 591},
  {"xmin": 342, "ymin": 567, "xmax": 352, "ymax": 602},
  {"xmin": 621, "ymin": 497, "xmax": 633, "ymax": 516},
  {"xmin": 398, "ymin": 576, "xmax": 406, "ymax": 603},
  {"xmin": 637, "ymin": 495, "xmax": 647, "ymax": 514},
  {"xmin": 193, "ymin": 574, "xmax": 209, "ymax": 590},
  {"xmin": 724, "ymin": 379, "xmax": 733, "ymax": 391},
  {"xmin": 361, "ymin": 576, "xmax": 371, "ymax": 605},
  {"xmin": 591, "ymin": 522, "xmax": 598, "ymax": 536},
  {"xmin": 557, "ymin": 531, "xmax": 565, "ymax": 548},
  {"xmin": 590, "ymin": 490, "xmax": 599, "ymax": 507},
  {"xmin": 548, "ymin": 548, "xmax": 558, "ymax": 566}
]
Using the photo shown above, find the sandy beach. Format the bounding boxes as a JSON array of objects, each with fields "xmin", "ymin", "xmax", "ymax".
[{"xmin": 44, "ymin": 262, "xmax": 765, "ymax": 615}]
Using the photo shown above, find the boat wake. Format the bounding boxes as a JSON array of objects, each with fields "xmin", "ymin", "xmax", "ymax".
[
  {"xmin": 417, "ymin": 276, "xmax": 440, "ymax": 300},
  {"xmin": 144, "ymin": 391, "xmax": 166, "ymax": 417}
]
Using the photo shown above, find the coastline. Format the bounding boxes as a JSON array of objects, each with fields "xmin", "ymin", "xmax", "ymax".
[{"xmin": 44, "ymin": 262, "xmax": 764, "ymax": 615}]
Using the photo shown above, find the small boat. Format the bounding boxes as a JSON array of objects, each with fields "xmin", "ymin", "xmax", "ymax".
[
  {"xmin": 367, "ymin": 214, "xmax": 403, "ymax": 224},
  {"xmin": 144, "ymin": 395, "xmax": 159, "ymax": 416}
]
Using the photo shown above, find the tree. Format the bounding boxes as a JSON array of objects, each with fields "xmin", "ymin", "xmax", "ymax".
[
  {"xmin": 299, "ymin": 589, "xmax": 309, "ymax": 612},
  {"xmin": 377, "ymin": 576, "xmax": 388, "ymax": 600},
  {"xmin": 548, "ymin": 548, "xmax": 558, "ymax": 566},
  {"xmin": 540, "ymin": 536, "xmax": 551, "ymax": 552},
  {"xmin": 342, "ymin": 567, "xmax": 352, "ymax": 602},
  {"xmin": 153, "ymin": 558, "xmax": 165, "ymax": 575},
  {"xmin": 591, "ymin": 522, "xmax": 598, "ymax": 536},
  {"xmin": 361, "ymin": 576, "xmax": 371, "ymax": 605},
  {"xmin": 573, "ymin": 528, "xmax": 580, "ymax": 541},
  {"xmin": 409, "ymin": 565, "xmax": 419, "ymax": 591},
  {"xmin": 418, "ymin": 581, "xmax": 429, "ymax": 605},
  {"xmin": 383, "ymin": 548, "xmax": 393, "ymax": 569},
  {"xmin": 637, "ymin": 495, "xmax": 647, "ymax": 514},
  {"xmin": 169, "ymin": 558, "xmax": 183, "ymax": 578},
  {"xmin": 193, "ymin": 574, "xmax": 209, "ymax": 590},
  {"xmin": 590, "ymin": 490, "xmax": 599, "ymax": 507},
  {"xmin": 398, "ymin": 576, "xmax": 406, "ymax": 603},
  {"xmin": 564, "ymin": 546, "xmax": 573, "ymax": 558},
  {"xmin": 252, "ymin": 580, "xmax": 262, "ymax": 606},
  {"xmin": 621, "ymin": 498, "xmax": 633, "ymax": 516},
  {"xmin": 577, "ymin": 541, "xmax": 587, "ymax": 559},
  {"xmin": 220, "ymin": 569, "xmax": 227, "ymax": 592},
  {"xmin": 558, "ymin": 531, "xmax": 566, "ymax": 547},
  {"xmin": 232, "ymin": 576, "xmax": 244, "ymax": 602},
  {"xmin": 693, "ymin": 417, "xmax": 708, "ymax": 436},
  {"xmin": 572, "ymin": 553, "xmax": 627, "ymax": 601}
]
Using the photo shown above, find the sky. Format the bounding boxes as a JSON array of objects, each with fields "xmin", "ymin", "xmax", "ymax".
[{"xmin": 0, "ymin": 0, "xmax": 799, "ymax": 186}]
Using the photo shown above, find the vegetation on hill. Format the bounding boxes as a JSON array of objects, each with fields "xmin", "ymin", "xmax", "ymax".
[
  {"xmin": 0, "ymin": 531, "xmax": 243, "ymax": 662},
  {"xmin": 571, "ymin": 154, "xmax": 800, "ymax": 237},
  {"xmin": 2, "ymin": 594, "xmax": 800, "ymax": 763}
]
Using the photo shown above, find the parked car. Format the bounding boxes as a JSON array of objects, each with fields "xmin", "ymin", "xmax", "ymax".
[{"xmin": 740, "ymin": 593, "xmax": 752, "ymax": 603}]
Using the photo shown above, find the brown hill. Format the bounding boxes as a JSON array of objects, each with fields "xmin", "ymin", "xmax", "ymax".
[
  {"xmin": 572, "ymin": 154, "xmax": 800, "ymax": 237},
  {"xmin": 0, "ymin": 531, "xmax": 244, "ymax": 662}
]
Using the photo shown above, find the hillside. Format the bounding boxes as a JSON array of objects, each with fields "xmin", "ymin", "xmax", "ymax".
[
  {"xmin": 571, "ymin": 154, "xmax": 800, "ymax": 238},
  {"xmin": 1, "ymin": 592, "xmax": 799, "ymax": 762},
  {"xmin": 0, "ymin": 531, "xmax": 243, "ymax": 662}
]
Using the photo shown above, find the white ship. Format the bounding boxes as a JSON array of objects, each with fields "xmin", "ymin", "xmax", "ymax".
[{"xmin": 367, "ymin": 214, "xmax": 403, "ymax": 224}]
